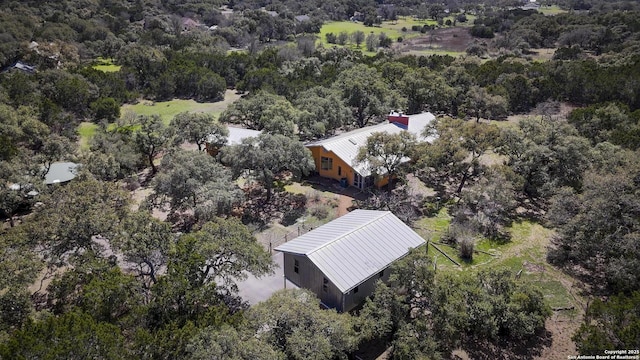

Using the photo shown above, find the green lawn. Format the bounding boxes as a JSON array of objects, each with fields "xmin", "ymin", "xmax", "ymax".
[
  {"xmin": 92, "ymin": 57, "xmax": 121, "ymax": 73},
  {"xmin": 78, "ymin": 122, "xmax": 98, "ymax": 150},
  {"xmin": 121, "ymin": 95, "xmax": 239, "ymax": 125},
  {"xmin": 403, "ymin": 49, "xmax": 466, "ymax": 57},
  {"xmin": 319, "ymin": 21, "xmax": 403, "ymax": 55},
  {"xmin": 77, "ymin": 90, "xmax": 243, "ymax": 148},
  {"xmin": 319, "ymin": 18, "xmax": 471, "ymax": 56},
  {"xmin": 318, "ymin": 18, "xmax": 440, "ymax": 54},
  {"xmin": 538, "ymin": 5, "xmax": 567, "ymax": 15},
  {"xmin": 415, "ymin": 208, "xmax": 578, "ymax": 309}
]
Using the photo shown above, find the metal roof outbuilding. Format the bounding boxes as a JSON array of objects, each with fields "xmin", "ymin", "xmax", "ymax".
[{"xmin": 275, "ymin": 209, "xmax": 426, "ymax": 293}]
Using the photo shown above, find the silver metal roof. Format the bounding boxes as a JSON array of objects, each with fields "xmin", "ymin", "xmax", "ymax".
[
  {"xmin": 44, "ymin": 162, "xmax": 78, "ymax": 185},
  {"xmin": 275, "ymin": 210, "xmax": 426, "ymax": 293},
  {"xmin": 306, "ymin": 112, "xmax": 436, "ymax": 176},
  {"xmin": 208, "ymin": 127, "xmax": 262, "ymax": 146},
  {"xmin": 226, "ymin": 127, "xmax": 262, "ymax": 145}
]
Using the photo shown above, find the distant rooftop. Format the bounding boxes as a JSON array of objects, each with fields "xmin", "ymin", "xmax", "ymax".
[
  {"xmin": 44, "ymin": 162, "xmax": 79, "ymax": 185},
  {"xmin": 10, "ymin": 61, "xmax": 36, "ymax": 74}
]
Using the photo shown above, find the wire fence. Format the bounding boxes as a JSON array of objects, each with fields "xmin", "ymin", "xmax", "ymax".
[{"xmin": 267, "ymin": 223, "xmax": 315, "ymax": 254}]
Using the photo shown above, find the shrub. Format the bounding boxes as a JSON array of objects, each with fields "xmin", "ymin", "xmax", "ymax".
[
  {"xmin": 307, "ymin": 203, "xmax": 330, "ymax": 219},
  {"xmin": 466, "ymin": 44, "xmax": 487, "ymax": 56},
  {"xmin": 470, "ymin": 25, "xmax": 494, "ymax": 39},
  {"xmin": 458, "ymin": 235, "xmax": 475, "ymax": 260},
  {"xmin": 306, "ymin": 190, "xmax": 322, "ymax": 203}
]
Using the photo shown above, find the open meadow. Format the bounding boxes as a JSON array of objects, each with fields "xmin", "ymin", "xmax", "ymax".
[
  {"xmin": 77, "ymin": 89, "xmax": 242, "ymax": 149},
  {"xmin": 319, "ymin": 17, "xmax": 474, "ymax": 56},
  {"xmin": 91, "ymin": 57, "xmax": 121, "ymax": 72}
]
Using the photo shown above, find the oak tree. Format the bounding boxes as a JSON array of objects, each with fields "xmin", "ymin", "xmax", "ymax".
[{"xmin": 221, "ymin": 133, "xmax": 314, "ymax": 202}]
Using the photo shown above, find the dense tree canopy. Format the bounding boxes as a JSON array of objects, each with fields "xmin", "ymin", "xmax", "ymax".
[
  {"xmin": 247, "ymin": 289, "xmax": 358, "ymax": 360},
  {"xmin": 149, "ymin": 150, "xmax": 243, "ymax": 225},
  {"xmin": 2, "ymin": 0, "xmax": 640, "ymax": 357},
  {"xmin": 356, "ymin": 131, "xmax": 416, "ymax": 187},
  {"xmin": 171, "ymin": 112, "xmax": 228, "ymax": 151},
  {"xmin": 134, "ymin": 114, "xmax": 174, "ymax": 174},
  {"xmin": 547, "ymin": 163, "xmax": 640, "ymax": 294},
  {"xmin": 25, "ymin": 179, "xmax": 130, "ymax": 269},
  {"xmin": 221, "ymin": 133, "xmax": 315, "ymax": 201},
  {"xmin": 360, "ymin": 251, "xmax": 551, "ymax": 359},
  {"xmin": 219, "ymin": 92, "xmax": 297, "ymax": 135},
  {"xmin": 335, "ymin": 64, "xmax": 398, "ymax": 128},
  {"xmin": 573, "ymin": 292, "xmax": 640, "ymax": 355}
]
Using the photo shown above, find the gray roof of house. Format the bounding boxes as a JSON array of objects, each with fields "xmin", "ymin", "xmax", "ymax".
[
  {"xmin": 306, "ymin": 112, "xmax": 435, "ymax": 176},
  {"xmin": 207, "ymin": 127, "xmax": 262, "ymax": 146},
  {"xmin": 228, "ymin": 127, "xmax": 262, "ymax": 145},
  {"xmin": 275, "ymin": 210, "xmax": 426, "ymax": 293},
  {"xmin": 44, "ymin": 162, "xmax": 78, "ymax": 185},
  {"xmin": 12, "ymin": 61, "xmax": 36, "ymax": 73}
]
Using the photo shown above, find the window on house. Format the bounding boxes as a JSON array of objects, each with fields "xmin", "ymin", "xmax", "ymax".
[
  {"xmin": 294, "ymin": 259, "xmax": 299, "ymax": 274},
  {"xmin": 321, "ymin": 157, "xmax": 333, "ymax": 170},
  {"xmin": 353, "ymin": 286, "xmax": 359, "ymax": 294},
  {"xmin": 379, "ymin": 270, "xmax": 384, "ymax": 278},
  {"xmin": 323, "ymin": 277, "xmax": 328, "ymax": 292},
  {"xmin": 338, "ymin": 166, "xmax": 342, "ymax": 176}
]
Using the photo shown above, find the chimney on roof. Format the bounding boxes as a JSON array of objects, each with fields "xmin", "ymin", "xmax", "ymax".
[{"xmin": 388, "ymin": 110, "xmax": 409, "ymax": 128}]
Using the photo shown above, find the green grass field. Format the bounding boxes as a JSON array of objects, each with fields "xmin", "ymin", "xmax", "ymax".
[
  {"xmin": 121, "ymin": 91, "xmax": 241, "ymax": 124},
  {"xmin": 319, "ymin": 21, "xmax": 404, "ymax": 55},
  {"xmin": 538, "ymin": 5, "xmax": 567, "ymax": 15},
  {"xmin": 77, "ymin": 90, "xmax": 243, "ymax": 149},
  {"xmin": 78, "ymin": 122, "xmax": 98, "ymax": 150},
  {"xmin": 403, "ymin": 49, "xmax": 466, "ymax": 57},
  {"xmin": 414, "ymin": 208, "xmax": 578, "ymax": 309},
  {"xmin": 92, "ymin": 57, "xmax": 121, "ymax": 73},
  {"xmin": 319, "ymin": 17, "xmax": 472, "ymax": 56}
]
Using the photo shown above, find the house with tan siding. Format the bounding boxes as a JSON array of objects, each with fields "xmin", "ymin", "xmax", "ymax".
[{"xmin": 306, "ymin": 112, "xmax": 435, "ymax": 189}]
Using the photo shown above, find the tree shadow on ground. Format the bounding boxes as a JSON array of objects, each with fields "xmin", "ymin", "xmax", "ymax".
[
  {"xmin": 461, "ymin": 329, "xmax": 553, "ymax": 360},
  {"xmin": 301, "ymin": 175, "xmax": 371, "ymax": 202},
  {"xmin": 240, "ymin": 186, "xmax": 307, "ymax": 230}
]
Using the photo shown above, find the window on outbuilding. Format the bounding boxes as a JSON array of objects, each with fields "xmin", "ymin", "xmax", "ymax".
[
  {"xmin": 353, "ymin": 286, "xmax": 359, "ymax": 294},
  {"xmin": 323, "ymin": 277, "xmax": 328, "ymax": 292},
  {"xmin": 294, "ymin": 259, "xmax": 299, "ymax": 274},
  {"xmin": 321, "ymin": 157, "xmax": 333, "ymax": 170},
  {"xmin": 379, "ymin": 270, "xmax": 384, "ymax": 278}
]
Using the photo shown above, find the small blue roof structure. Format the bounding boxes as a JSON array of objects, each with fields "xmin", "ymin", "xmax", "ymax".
[{"xmin": 44, "ymin": 162, "xmax": 79, "ymax": 185}]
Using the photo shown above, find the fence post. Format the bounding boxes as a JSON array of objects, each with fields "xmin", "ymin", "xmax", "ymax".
[
  {"xmin": 269, "ymin": 241, "xmax": 272, "ymax": 254},
  {"xmin": 284, "ymin": 234, "xmax": 288, "ymax": 242}
]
